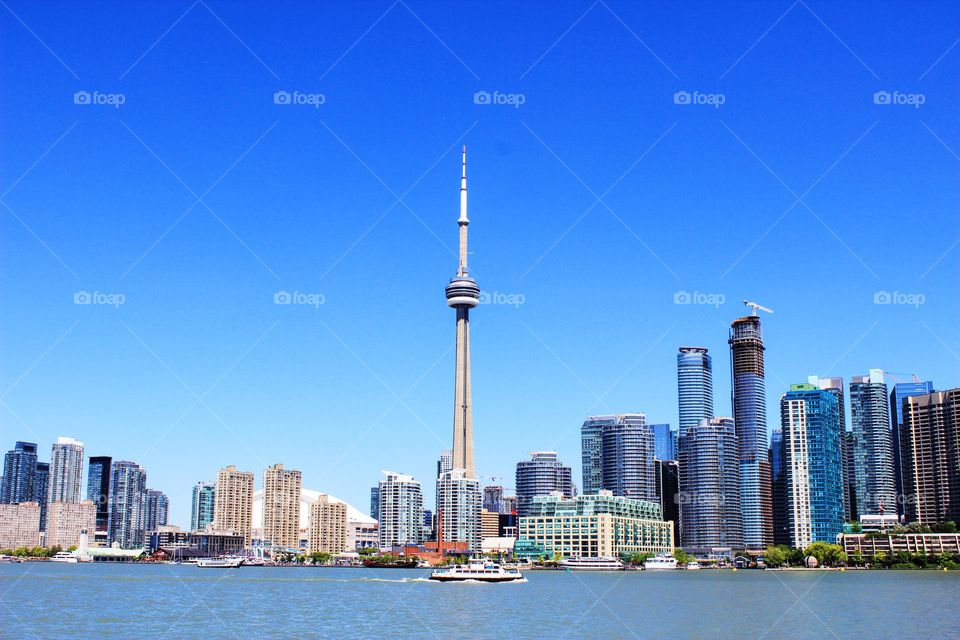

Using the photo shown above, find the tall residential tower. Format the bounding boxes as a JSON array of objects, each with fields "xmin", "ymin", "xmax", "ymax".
[{"xmin": 677, "ymin": 347, "xmax": 714, "ymax": 434}]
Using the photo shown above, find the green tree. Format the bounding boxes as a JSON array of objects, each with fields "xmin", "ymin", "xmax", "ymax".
[
  {"xmin": 673, "ymin": 548, "xmax": 693, "ymax": 564},
  {"xmin": 308, "ymin": 551, "xmax": 332, "ymax": 565},
  {"xmin": 849, "ymin": 522, "xmax": 862, "ymax": 533},
  {"xmin": 848, "ymin": 550, "xmax": 865, "ymax": 566},
  {"xmin": 803, "ymin": 542, "xmax": 846, "ymax": 567},
  {"xmin": 628, "ymin": 552, "xmax": 653, "ymax": 565},
  {"xmin": 764, "ymin": 545, "xmax": 788, "ymax": 568},
  {"xmin": 358, "ymin": 546, "xmax": 376, "ymax": 556}
]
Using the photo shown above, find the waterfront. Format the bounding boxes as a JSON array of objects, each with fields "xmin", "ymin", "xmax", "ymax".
[{"xmin": 2, "ymin": 564, "xmax": 959, "ymax": 639}]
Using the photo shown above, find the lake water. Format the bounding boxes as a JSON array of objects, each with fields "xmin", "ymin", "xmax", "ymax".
[{"xmin": 2, "ymin": 563, "xmax": 959, "ymax": 639}]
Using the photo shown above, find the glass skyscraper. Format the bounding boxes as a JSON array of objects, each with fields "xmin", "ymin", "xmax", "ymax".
[
  {"xmin": 677, "ymin": 347, "xmax": 714, "ymax": 433},
  {"xmin": 515, "ymin": 451, "xmax": 573, "ymax": 517},
  {"xmin": 580, "ymin": 416, "xmax": 612, "ymax": 495},
  {"xmin": 729, "ymin": 315, "xmax": 773, "ymax": 549},
  {"xmin": 769, "ymin": 428, "xmax": 789, "ymax": 546},
  {"xmin": 108, "ymin": 461, "xmax": 147, "ymax": 549},
  {"xmin": 780, "ymin": 384, "xmax": 845, "ymax": 548},
  {"xmin": 600, "ymin": 414, "xmax": 655, "ymax": 501},
  {"xmin": 807, "ymin": 376, "xmax": 849, "ymax": 521},
  {"xmin": 1, "ymin": 441, "xmax": 38, "ymax": 504},
  {"xmin": 190, "ymin": 481, "xmax": 216, "ymax": 531},
  {"xmin": 850, "ymin": 370, "xmax": 896, "ymax": 517},
  {"xmin": 48, "ymin": 437, "xmax": 85, "ymax": 504},
  {"xmin": 889, "ymin": 379, "xmax": 934, "ymax": 517},
  {"xmin": 33, "ymin": 462, "xmax": 49, "ymax": 531},
  {"xmin": 143, "ymin": 489, "xmax": 169, "ymax": 534},
  {"xmin": 86, "ymin": 456, "xmax": 112, "ymax": 533},
  {"xmin": 678, "ymin": 417, "xmax": 742, "ymax": 551},
  {"xmin": 651, "ymin": 423, "xmax": 677, "ymax": 461}
]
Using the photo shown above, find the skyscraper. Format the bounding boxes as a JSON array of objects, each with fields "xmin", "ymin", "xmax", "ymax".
[
  {"xmin": 900, "ymin": 388, "xmax": 960, "ymax": 525},
  {"xmin": 108, "ymin": 461, "xmax": 147, "ymax": 549},
  {"xmin": 515, "ymin": 452, "xmax": 573, "ymax": 517},
  {"xmin": 143, "ymin": 489, "xmax": 169, "ymax": 535},
  {"xmin": 678, "ymin": 417, "xmax": 742, "ymax": 551},
  {"xmin": 651, "ymin": 423, "xmax": 677, "ymax": 461},
  {"xmin": 377, "ymin": 471, "xmax": 424, "ymax": 547},
  {"xmin": 190, "ymin": 481, "xmax": 215, "ymax": 531},
  {"xmin": 780, "ymin": 384, "xmax": 845, "ymax": 548},
  {"xmin": 807, "ymin": 376, "xmax": 849, "ymax": 521},
  {"xmin": 48, "ymin": 437, "xmax": 84, "ymax": 504},
  {"xmin": 677, "ymin": 346, "xmax": 714, "ymax": 433},
  {"xmin": 729, "ymin": 314, "xmax": 773, "ymax": 549},
  {"xmin": 1, "ymin": 442, "xmax": 38, "ymax": 504},
  {"xmin": 580, "ymin": 416, "xmax": 613, "ymax": 495},
  {"xmin": 214, "ymin": 466, "xmax": 254, "ymax": 548},
  {"xmin": 655, "ymin": 459, "xmax": 680, "ymax": 545},
  {"xmin": 850, "ymin": 370, "xmax": 896, "ymax": 517},
  {"xmin": 890, "ymin": 379, "xmax": 935, "ymax": 517},
  {"xmin": 369, "ymin": 486, "xmax": 380, "ymax": 522},
  {"xmin": 601, "ymin": 414, "xmax": 655, "ymax": 500},
  {"xmin": 769, "ymin": 429, "xmax": 789, "ymax": 546},
  {"xmin": 262, "ymin": 463, "xmax": 302, "ymax": 550},
  {"xmin": 32, "ymin": 462, "xmax": 49, "ymax": 532},
  {"xmin": 309, "ymin": 494, "xmax": 347, "ymax": 553},
  {"xmin": 446, "ymin": 147, "xmax": 479, "ymax": 478},
  {"xmin": 482, "ymin": 485, "xmax": 504, "ymax": 514},
  {"xmin": 436, "ymin": 469, "xmax": 481, "ymax": 551},
  {"xmin": 86, "ymin": 456, "xmax": 112, "ymax": 534}
]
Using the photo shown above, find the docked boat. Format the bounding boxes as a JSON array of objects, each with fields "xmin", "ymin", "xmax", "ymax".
[
  {"xmin": 49, "ymin": 551, "xmax": 78, "ymax": 563},
  {"xmin": 558, "ymin": 556, "xmax": 625, "ymax": 571},
  {"xmin": 643, "ymin": 555, "xmax": 678, "ymax": 570},
  {"xmin": 429, "ymin": 557, "xmax": 524, "ymax": 582},
  {"xmin": 196, "ymin": 556, "xmax": 243, "ymax": 568},
  {"xmin": 686, "ymin": 561, "xmax": 701, "ymax": 570}
]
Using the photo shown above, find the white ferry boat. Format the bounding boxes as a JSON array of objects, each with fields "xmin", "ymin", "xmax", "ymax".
[
  {"xmin": 643, "ymin": 555, "xmax": 678, "ymax": 570},
  {"xmin": 686, "ymin": 561, "xmax": 701, "ymax": 570},
  {"xmin": 196, "ymin": 556, "xmax": 243, "ymax": 568},
  {"xmin": 429, "ymin": 557, "xmax": 524, "ymax": 582},
  {"xmin": 558, "ymin": 556, "xmax": 625, "ymax": 571},
  {"xmin": 49, "ymin": 551, "xmax": 78, "ymax": 563}
]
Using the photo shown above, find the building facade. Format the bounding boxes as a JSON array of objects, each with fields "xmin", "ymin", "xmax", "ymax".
[
  {"xmin": 214, "ymin": 466, "xmax": 254, "ymax": 548},
  {"xmin": 48, "ymin": 437, "xmax": 84, "ymax": 504},
  {"xmin": 47, "ymin": 500, "xmax": 96, "ymax": 549},
  {"xmin": 655, "ymin": 459, "xmax": 680, "ymax": 545},
  {"xmin": 807, "ymin": 376, "xmax": 849, "ymax": 521},
  {"xmin": 652, "ymin": 423, "xmax": 677, "ymax": 462},
  {"xmin": 900, "ymin": 389, "xmax": 960, "ymax": 525},
  {"xmin": 780, "ymin": 384, "xmax": 845, "ymax": 549},
  {"xmin": 850, "ymin": 370, "xmax": 897, "ymax": 517},
  {"xmin": 190, "ymin": 481, "xmax": 216, "ymax": 531},
  {"xmin": 436, "ymin": 469, "xmax": 481, "ymax": 550},
  {"xmin": 308, "ymin": 494, "xmax": 347, "ymax": 554},
  {"xmin": 515, "ymin": 451, "xmax": 573, "ymax": 517},
  {"xmin": 33, "ymin": 462, "xmax": 49, "ymax": 532},
  {"xmin": 678, "ymin": 417, "xmax": 742, "ymax": 551},
  {"xmin": 86, "ymin": 456, "xmax": 112, "ymax": 535},
  {"xmin": 580, "ymin": 416, "xmax": 613, "ymax": 495},
  {"xmin": 0, "ymin": 502, "xmax": 40, "ymax": 549},
  {"xmin": 377, "ymin": 471, "xmax": 424, "ymax": 547},
  {"xmin": 1, "ymin": 441, "xmax": 38, "ymax": 504},
  {"xmin": 143, "ymin": 489, "xmax": 169, "ymax": 535},
  {"xmin": 677, "ymin": 346, "xmax": 714, "ymax": 433},
  {"xmin": 729, "ymin": 315, "xmax": 773, "ymax": 550},
  {"xmin": 518, "ymin": 491, "xmax": 673, "ymax": 559},
  {"xmin": 889, "ymin": 379, "xmax": 935, "ymax": 518},
  {"xmin": 770, "ymin": 428, "xmax": 789, "ymax": 546},
  {"xmin": 262, "ymin": 464, "xmax": 302, "ymax": 550},
  {"xmin": 108, "ymin": 461, "xmax": 147, "ymax": 549},
  {"xmin": 482, "ymin": 485, "xmax": 505, "ymax": 514}
]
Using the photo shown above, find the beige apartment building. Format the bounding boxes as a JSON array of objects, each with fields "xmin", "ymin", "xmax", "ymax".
[
  {"xmin": 262, "ymin": 464, "xmax": 302, "ymax": 550},
  {"xmin": 214, "ymin": 466, "xmax": 254, "ymax": 548},
  {"xmin": 0, "ymin": 502, "xmax": 41, "ymax": 549},
  {"xmin": 308, "ymin": 494, "xmax": 347, "ymax": 554},
  {"xmin": 46, "ymin": 500, "xmax": 96, "ymax": 549}
]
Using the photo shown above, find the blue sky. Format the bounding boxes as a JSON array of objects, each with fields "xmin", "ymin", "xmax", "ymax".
[{"xmin": 2, "ymin": 1, "xmax": 958, "ymax": 527}]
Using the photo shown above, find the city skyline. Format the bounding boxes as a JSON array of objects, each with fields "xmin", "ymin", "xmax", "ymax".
[{"xmin": 2, "ymin": 3, "xmax": 958, "ymax": 529}]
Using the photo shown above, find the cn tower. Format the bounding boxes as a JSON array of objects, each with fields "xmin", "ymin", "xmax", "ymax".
[{"xmin": 445, "ymin": 146, "xmax": 479, "ymax": 478}]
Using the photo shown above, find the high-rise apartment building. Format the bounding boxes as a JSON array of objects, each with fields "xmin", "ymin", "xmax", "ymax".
[
  {"xmin": 214, "ymin": 466, "xmax": 254, "ymax": 548},
  {"xmin": 377, "ymin": 471, "xmax": 424, "ymax": 548},
  {"xmin": 678, "ymin": 417, "xmax": 742, "ymax": 551},
  {"xmin": 655, "ymin": 459, "xmax": 680, "ymax": 545},
  {"xmin": 369, "ymin": 486, "xmax": 380, "ymax": 522},
  {"xmin": 262, "ymin": 464, "xmax": 302, "ymax": 550},
  {"xmin": 482, "ymin": 485, "xmax": 505, "ymax": 514},
  {"xmin": 1, "ymin": 442, "xmax": 38, "ymax": 504},
  {"xmin": 807, "ymin": 376, "xmax": 849, "ymax": 521},
  {"xmin": 308, "ymin": 494, "xmax": 347, "ymax": 554},
  {"xmin": 652, "ymin": 423, "xmax": 677, "ymax": 461},
  {"xmin": 515, "ymin": 452, "xmax": 573, "ymax": 517},
  {"xmin": 108, "ymin": 461, "xmax": 147, "ymax": 549},
  {"xmin": 190, "ymin": 481, "xmax": 216, "ymax": 531},
  {"xmin": 48, "ymin": 437, "xmax": 84, "ymax": 504},
  {"xmin": 86, "ymin": 456, "xmax": 112, "ymax": 534},
  {"xmin": 143, "ymin": 489, "xmax": 169, "ymax": 535},
  {"xmin": 780, "ymin": 384, "xmax": 845, "ymax": 549},
  {"xmin": 729, "ymin": 314, "xmax": 773, "ymax": 549},
  {"xmin": 47, "ymin": 500, "xmax": 96, "ymax": 549},
  {"xmin": 890, "ymin": 379, "xmax": 935, "ymax": 517},
  {"xmin": 436, "ymin": 469, "xmax": 481, "ymax": 551},
  {"xmin": 0, "ymin": 502, "xmax": 40, "ymax": 549},
  {"xmin": 601, "ymin": 414, "xmax": 655, "ymax": 500},
  {"xmin": 769, "ymin": 429, "xmax": 789, "ymax": 546},
  {"xmin": 900, "ymin": 389, "xmax": 960, "ymax": 525},
  {"xmin": 580, "ymin": 416, "xmax": 612, "ymax": 495},
  {"xmin": 677, "ymin": 346, "xmax": 714, "ymax": 433},
  {"xmin": 850, "ymin": 370, "xmax": 897, "ymax": 517},
  {"xmin": 33, "ymin": 462, "xmax": 49, "ymax": 532}
]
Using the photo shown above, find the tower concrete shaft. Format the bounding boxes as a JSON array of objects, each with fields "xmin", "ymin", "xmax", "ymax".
[{"xmin": 446, "ymin": 146, "xmax": 479, "ymax": 479}]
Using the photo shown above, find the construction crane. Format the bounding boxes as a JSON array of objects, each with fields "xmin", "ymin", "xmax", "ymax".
[
  {"xmin": 884, "ymin": 371, "xmax": 922, "ymax": 383},
  {"xmin": 742, "ymin": 300, "xmax": 773, "ymax": 316}
]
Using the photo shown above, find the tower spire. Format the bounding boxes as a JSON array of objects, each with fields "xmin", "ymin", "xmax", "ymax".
[{"xmin": 457, "ymin": 145, "xmax": 469, "ymax": 276}]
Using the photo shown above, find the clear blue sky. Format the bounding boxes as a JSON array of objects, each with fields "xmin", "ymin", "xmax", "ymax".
[{"xmin": 2, "ymin": 1, "xmax": 958, "ymax": 527}]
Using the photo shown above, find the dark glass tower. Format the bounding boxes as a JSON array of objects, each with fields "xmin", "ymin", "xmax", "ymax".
[
  {"xmin": 850, "ymin": 370, "xmax": 896, "ymax": 517},
  {"xmin": 33, "ymin": 461, "xmax": 50, "ymax": 531},
  {"xmin": 729, "ymin": 314, "xmax": 773, "ymax": 549},
  {"xmin": 1, "ymin": 441, "xmax": 38, "ymax": 504},
  {"xmin": 86, "ymin": 456, "xmax": 112, "ymax": 533}
]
